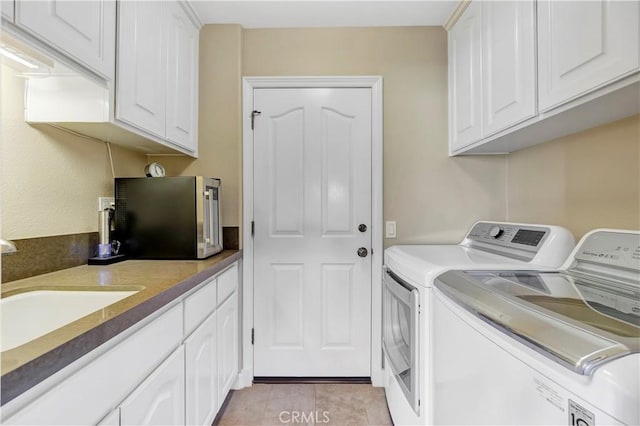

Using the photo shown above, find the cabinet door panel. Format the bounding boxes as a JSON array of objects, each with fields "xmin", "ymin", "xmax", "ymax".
[
  {"xmin": 15, "ymin": 0, "xmax": 115, "ymax": 79},
  {"xmin": 185, "ymin": 312, "xmax": 218, "ymax": 426},
  {"xmin": 217, "ymin": 263, "xmax": 238, "ymax": 307},
  {"xmin": 166, "ymin": 1, "xmax": 198, "ymax": 152},
  {"xmin": 3, "ymin": 304, "xmax": 183, "ymax": 425},
  {"xmin": 448, "ymin": 2, "xmax": 482, "ymax": 152},
  {"xmin": 482, "ymin": 1, "xmax": 536, "ymax": 136},
  {"xmin": 116, "ymin": 0, "xmax": 166, "ymax": 138},
  {"xmin": 538, "ymin": 0, "xmax": 640, "ymax": 111},
  {"xmin": 97, "ymin": 409, "xmax": 120, "ymax": 426},
  {"xmin": 120, "ymin": 346, "xmax": 185, "ymax": 426},
  {"xmin": 217, "ymin": 293, "xmax": 238, "ymax": 400},
  {"xmin": 1, "ymin": 0, "xmax": 14, "ymax": 21}
]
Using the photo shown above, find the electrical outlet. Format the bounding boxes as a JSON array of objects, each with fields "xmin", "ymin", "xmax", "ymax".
[
  {"xmin": 98, "ymin": 196, "xmax": 115, "ymax": 211},
  {"xmin": 385, "ymin": 221, "xmax": 397, "ymax": 238}
]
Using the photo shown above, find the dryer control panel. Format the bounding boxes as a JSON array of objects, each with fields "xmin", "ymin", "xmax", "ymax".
[
  {"xmin": 467, "ymin": 222, "xmax": 549, "ymax": 247},
  {"xmin": 462, "ymin": 221, "xmax": 575, "ymax": 267}
]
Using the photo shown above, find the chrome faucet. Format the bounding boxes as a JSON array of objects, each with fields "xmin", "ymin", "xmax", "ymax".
[{"xmin": 1, "ymin": 238, "xmax": 18, "ymax": 255}]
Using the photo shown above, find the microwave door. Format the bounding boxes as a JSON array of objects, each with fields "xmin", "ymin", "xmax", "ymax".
[
  {"xmin": 207, "ymin": 186, "xmax": 220, "ymax": 248},
  {"xmin": 203, "ymin": 187, "xmax": 213, "ymax": 252},
  {"xmin": 202, "ymin": 184, "xmax": 221, "ymax": 256}
]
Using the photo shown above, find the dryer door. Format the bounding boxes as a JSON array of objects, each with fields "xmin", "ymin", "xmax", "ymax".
[{"xmin": 383, "ymin": 268, "xmax": 420, "ymax": 414}]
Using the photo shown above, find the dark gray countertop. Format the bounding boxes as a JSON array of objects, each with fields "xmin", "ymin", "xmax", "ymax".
[{"xmin": 1, "ymin": 250, "xmax": 242, "ymax": 405}]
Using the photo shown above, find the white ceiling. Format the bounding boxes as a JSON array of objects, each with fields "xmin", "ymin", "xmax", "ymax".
[{"xmin": 191, "ymin": 1, "xmax": 459, "ymax": 28}]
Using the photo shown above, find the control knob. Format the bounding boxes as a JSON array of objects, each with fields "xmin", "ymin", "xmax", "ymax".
[{"xmin": 489, "ymin": 226, "xmax": 504, "ymax": 239}]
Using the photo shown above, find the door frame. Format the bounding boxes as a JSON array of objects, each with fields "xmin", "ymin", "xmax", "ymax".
[{"xmin": 238, "ymin": 76, "xmax": 384, "ymax": 388}]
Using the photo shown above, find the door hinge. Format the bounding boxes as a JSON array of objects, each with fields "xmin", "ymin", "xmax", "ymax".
[
  {"xmin": 251, "ymin": 221, "xmax": 255, "ymax": 237},
  {"xmin": 251, "ymin": 328, "xmax": 255, "ymax": 345},
  {"xmin": 251, "ymin": 110, "xmax": 262, "ymax": 130}
]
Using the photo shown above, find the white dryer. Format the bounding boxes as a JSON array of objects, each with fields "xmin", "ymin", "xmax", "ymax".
[
  {"xmin": 433, "ymin": 229, "xmax": 640, "ymax": 425},
  {"xmin": 382, "ymin": 221, "xmax": 575, "ymax": 425}
]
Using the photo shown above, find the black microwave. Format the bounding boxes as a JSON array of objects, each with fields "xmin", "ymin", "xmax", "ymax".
[{"xmin": 114, "ymin": 176, "xmax": 222, "ymax": 259}]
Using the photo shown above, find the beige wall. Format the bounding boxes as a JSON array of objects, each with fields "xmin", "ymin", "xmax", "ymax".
[
  {"xmin": 3, "ymin": 24, "xmax": 636, "ymax": 247},
  {"xmin": 507, "ymin": 114, "xmax": 640, "ymax": 239},
  {"xmin": 243, "ymin": 27, "xmax": 507, "ymax": 245},
  {"xmin": 1, "ymin": 64, "xmax": 148, "ymax": 239},
  {"xmin": 149, "ymin": 25, "xmax": 243, "ymax": 229}
]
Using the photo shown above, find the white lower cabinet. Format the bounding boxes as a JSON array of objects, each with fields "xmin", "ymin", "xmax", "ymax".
[
  {"xmin": 120, "ymin": 346, "xmax": 185, "ymax": 426},
  {"xmin": 3, "ymin": 303, "xmax": 184, "ymax": 425},
  {"xmin": 1, "ymin": 0, "xmax": 14, "ymax": 21},
  {"xmin": 185, "ymin": 312, "xmax": 218, "ymax": 426},
  {"xmin": 217, "ymin": 292, "xmax": 239, "ymax": 400},
  {"xmin": 3, "ymin": 260, "xmax": 240, "ymax": 426},
  {"xmin": 97, "ymin": 409, "xmax": 120, "ymax": 426}
]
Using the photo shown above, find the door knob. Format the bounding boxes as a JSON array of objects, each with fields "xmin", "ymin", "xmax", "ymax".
[
  {"xmin": 358, "ymin": 224, "xmax": 367, "ymax": 232},
  {"xmin": 357, "ymin": 247, "xmax": 368, "ymax": 258}
]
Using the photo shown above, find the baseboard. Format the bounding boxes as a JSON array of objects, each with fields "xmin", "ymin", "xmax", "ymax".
[
  {"xmin": 253, "ymin": 377, "xmax": 372, "ymax": 384},
  {"xmin": 232, "ymin": 368, "xmax": 253, "ymax": 389}
]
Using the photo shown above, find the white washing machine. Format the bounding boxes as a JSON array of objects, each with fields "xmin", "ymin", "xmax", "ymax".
[
  {"xmin": 382, "ymin": 221, "xmax": 575, "ymax": 425},
  {"xmin": 433, "ymin": 229, "xmax": 640, "ymax": 425}
]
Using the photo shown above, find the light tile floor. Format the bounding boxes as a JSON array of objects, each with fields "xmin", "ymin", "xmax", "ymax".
[{"xmin": 215, "ymin": 383, "xmax": 393, "ymax": 426}]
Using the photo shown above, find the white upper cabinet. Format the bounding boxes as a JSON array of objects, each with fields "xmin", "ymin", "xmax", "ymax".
[
  {"xmin": 481, "ymin": 1, "xmax": 536, "ymax": 136},
  {"xmin": 448, "ymin": 1, "xmax": 482, "ymax": 152},
  {"xmin": 14, "ymin": 0, "xmax": 116, "ymax": 80},
  {"xmin": 1, "ymin": 0, "xmax": 14, "ymax": 21},
  {"xmin": 117, "ymin": 0, "xmax": 199, "ymax": 154},
  {"xmin": 537, "ymin": 0, "xmax": 640, "ymax": 112},
  {"xmin": 166, "ymin": 1, "xmax": 199, "ymax": 152},
  {"xmin": 116, "ymin": 1, "xmax": 167, "ymax": 139},
  {"xmin": 448, "ymin": 0, "xmax": 639, "ymax": 155},
  {"xmin": 449, "ymin": 0, "xmax": 536, "ymax": 153}
]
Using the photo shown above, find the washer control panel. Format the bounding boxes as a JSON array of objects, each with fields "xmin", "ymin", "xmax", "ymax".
[
  {"xmin": 466, "ymin": 222, "xmax": 550, "ymax": 251},
  {"xmin": 573, "ymin": 231, "xmax": 640, "ymax": 272}
]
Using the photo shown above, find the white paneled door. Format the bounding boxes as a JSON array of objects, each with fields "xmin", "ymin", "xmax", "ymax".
[{"xmin": 253, "ymin": 88, "xmax": 372, "ymax": 376}]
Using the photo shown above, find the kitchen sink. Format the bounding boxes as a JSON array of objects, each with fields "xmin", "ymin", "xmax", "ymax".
[{"xmin": 1, "ymin": 290, "xmax": 138, "ymax": 352}]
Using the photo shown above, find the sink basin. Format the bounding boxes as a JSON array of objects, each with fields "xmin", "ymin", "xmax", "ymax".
[{"xmin": 1, "ymin": 290, "xmax": 138, "ymax": 351}]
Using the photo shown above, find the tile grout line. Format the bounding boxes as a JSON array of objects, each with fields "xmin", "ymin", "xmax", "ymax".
[{"xmin": 261, "ymin": 384, "xmax": 272, "ymax": 424}]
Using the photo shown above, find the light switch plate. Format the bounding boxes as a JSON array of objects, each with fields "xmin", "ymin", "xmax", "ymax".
[
  {"xmin": 385, "ymin": 221, "xmax": 397, "ymax": 238},
  {"xmin": 98, "ymin": 197, "xmax": 115, "ymax": 211}
]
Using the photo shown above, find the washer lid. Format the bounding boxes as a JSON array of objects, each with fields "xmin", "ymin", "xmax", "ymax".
[{"xmin": 435, "ymin": 269, "xmax": 640, "ymax": 375}]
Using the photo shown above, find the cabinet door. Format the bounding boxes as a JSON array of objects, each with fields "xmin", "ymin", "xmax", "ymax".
[
  {"xmin": 116, "ymin": 0, "xmax": 166, "ymax": 138},
  {"xmin": 448, "ymin": 1, "xmax": 482, "ymax": 152},
  {"xmin": 1, "ymin": 0, "xmax": 14, "ymax": 21},
  {"xmin": 120, "ymin": 346, "xmax": 185, "ymax": 426},
  {"xmin": 97, "ymin": 409, "xmax": 120, "ymax": 426},
  {"xmin": 481, "ymin": 1, "xmax": 536, "ymax": 136},
  {"xmin": 185, "ymin": 312, "xmax": 218, "ymax": 426},
  {"xmin": 14, "ymin": 0, "xmax": 115, "ymax": 80},
  {"xmin": 538, "ymin": 0, "xmax": 640, "ymax": 112},
  {"xmin": 217, "ymin": 292, "xmax": 238, "ymax": 401},
  {"xmin": 166, "ymin": 1, "xmax": 199, "ymax": 153}
]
